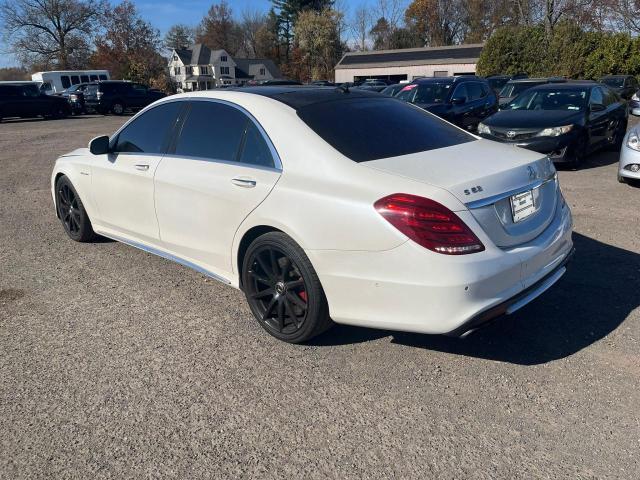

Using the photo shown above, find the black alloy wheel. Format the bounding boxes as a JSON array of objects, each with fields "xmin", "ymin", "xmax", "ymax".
[
  {"xmin": 242, "ymin": 232, "xmax": 332, "ymax": 343},
  {"xmin": 111, "ymin": 102, "xmax": 125, "ymax": 115},
  {"xmin": 55, "ymin": 176, "xmax": 96, "ymax": 242}
]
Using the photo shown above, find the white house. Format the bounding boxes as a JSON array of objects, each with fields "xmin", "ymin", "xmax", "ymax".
[{"xmin": 169, "ymin": 44, "xmax": 282, "ymax": 91}]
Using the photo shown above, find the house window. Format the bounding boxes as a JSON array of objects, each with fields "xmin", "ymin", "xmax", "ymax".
[
  {"xmin": 186, "ymin": 66, "xmax": 193, "ymax": 75},
  {"xmin": 173, "ymin": 54, "xmax": 178, "ymax": 61},
  {"xmin": 434, "ymin": 71, "xmax": 448, "ymax": 77},
  {"xmin": 220, "ymin": 55, "xmax": 227, "ymax": 62},
  {"xmin": 174, "ymin": 66, "xmax": 181, "ymax": 75},
  {"xmin": 220, "ymin": 66, "xmax": 229, "ymax": 75},
  {"xmin": 260, "ymin": 68, "xmax": 266, "ymax": 76},
  {"xmin": 201, "ymin": 66, "xmax": 208, "ymax": 75}
]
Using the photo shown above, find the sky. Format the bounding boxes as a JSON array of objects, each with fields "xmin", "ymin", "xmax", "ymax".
[{"xmin": 0, "ymin": 0, "xmax": 381, "ymax": 68}]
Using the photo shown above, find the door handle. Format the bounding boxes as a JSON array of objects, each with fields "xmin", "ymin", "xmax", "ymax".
[
  {"xmin": 231, "ymin": 177, "xmax": 257, "ymax": 188},
  {"xmin": 134, "ymin": 164, "xmax": 149, "ymax": 171}
]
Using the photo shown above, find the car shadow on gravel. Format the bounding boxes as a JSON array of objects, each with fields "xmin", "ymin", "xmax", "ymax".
[{"xmin": 313, "ymin": 233, "xmax": 638, "ymax": 365}]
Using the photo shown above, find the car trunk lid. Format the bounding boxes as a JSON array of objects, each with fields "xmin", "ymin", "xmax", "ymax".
[{"xmin": 364, "ymin": 139, "xmax": 559, "ymax": 248}]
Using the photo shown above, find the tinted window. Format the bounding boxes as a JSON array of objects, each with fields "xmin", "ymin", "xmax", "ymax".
[
  {"xmin": 297, "ymin": 97, "xmax": 474, "ymax": 162},
  {"xmin": 239, "ymin": 122, "xmax": 274, "ymax": 168},
  {"xmin": 174, "ymin": 102, "xmax": 247, "ymax": 161},
  {"xmin": 602, "ymin": 77, "xmax": 624, "ymax": 88},
  {"xmin": 0, "ymin": 85, "xmax": 19, "ymax": 96},
  {"xmin": 114, "ymin": 102, "xmax": 182, "ymax": 154},
  {"xmin": 90, "ymin": 75, "xmax": 98, "ymax": 81},
  {"xmin": 452, "ymin": 83, "xmax": 469, "ymax": 101},
  {"xmin": 467, "ymin": 83, "xmax": 484, "ymax": 101},
  {"xmin": 22, "ymin": 85, "xmax": 40, "ymax": 97},
  {"xmin": 85, "ymin": 84, "xmax": 98, "ymax": 96},
  {"xmin": 132, "ymin": 83, "xmax": 147, "ymax": 93},
  {"xmin": 80, "ymin": 75, "xmax": 89, "ymax": 83},
  {"xmin": 99, "ymin": 74, "xmax": 107, "ymax": 80},
  {"xmin": 506, "ymin": 88, "xmax": 588, "ymax": 111},
  {"xmin": 71, "ymin": 75, "xmax": 80, "ymax": 85},
  {"xmin": 61, "ymin": 76, "xmax": 71, "ymax": 89},
  {"xmin": 601, "ymin": 86, "xmax": 617, "ymax": 106},
  {"xmin": 590, "ymin": 87, "xmax": 604, "ymax": 105},
  {"xmin": 397, "ymin": 83, "xmax": 451, "ymax": 104}
]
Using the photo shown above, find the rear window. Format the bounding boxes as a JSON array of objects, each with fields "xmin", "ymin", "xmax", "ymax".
[
  {"xmin": 297, "ymin": 97, "xmax": 474, "ymax": 162},
  {"xmin": 99, "ymin": 74, "xmax": 108, "ymax": 80}
]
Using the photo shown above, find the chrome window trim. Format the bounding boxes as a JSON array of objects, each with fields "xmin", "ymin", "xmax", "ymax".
[
  {"xmin": 185, "ymin": 97, "xmax": 283, "ymax": 172},
  {"xmin": 465, "ymin": 172, "xmax": 557, "ymax": 210}
]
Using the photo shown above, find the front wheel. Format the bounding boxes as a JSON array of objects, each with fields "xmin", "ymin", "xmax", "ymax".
[
  {"xmin": 55, "ymin": 176, "xmax": 97, "ymax": 242},
  {"xmin": 242, "ymin": 232, "xmax": 333, "ymax": 343}
]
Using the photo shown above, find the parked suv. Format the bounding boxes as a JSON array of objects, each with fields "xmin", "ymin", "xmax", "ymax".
[
  {"xmin": 0, "ymin": 82, "xmax": 71, "ymax": 122},
  {"xmin": 395, "ymin": 76, "xmax": 498, "ymax": 130},
  {"xmin": 600, "ymin": 75, "xmax": 639, "ymax": 100},
  {"xmin": 498, "ymin": 77, "xmax": 566, "ymax": 106},
  {"xmin": 84, "ymin": 81, "xmax": 166, "ymax": 115},
  {"xmin": 58, "ymin": 83, "xmax": 91, "ymax": 114}
]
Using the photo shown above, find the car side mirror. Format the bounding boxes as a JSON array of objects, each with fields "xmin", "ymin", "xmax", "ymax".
[
  {"xmin": 451, "ymin": 96, "xmax": 466, "ymax": 105},
  {"xmin": 89, "ymin": 135, "xmax": 110, "ymax": 155},
  {"xmin": 590, "ymin": 103, "xmax": 605, "ymax": 112}
]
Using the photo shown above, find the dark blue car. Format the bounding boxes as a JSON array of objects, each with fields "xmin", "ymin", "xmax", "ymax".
[{"xmin": 395, "ymin": 76, "xmax": 498, "ymax": 131}]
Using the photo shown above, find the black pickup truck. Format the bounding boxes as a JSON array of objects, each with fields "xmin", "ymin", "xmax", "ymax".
[{"xmin": 84, "ymin": 81, "xmax": 166, "ymax": 115}]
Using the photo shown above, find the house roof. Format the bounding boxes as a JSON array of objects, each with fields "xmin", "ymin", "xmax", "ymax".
[
  {"xmin": 335, "ymin": 43, "xmax": 484, "ymax": 69},
  {"xmin": 173, "ymin": 45, "xmax": 232, "ymax": 65},
  {"xmin": 234, "ymin": 58, "xmax": 281, "ymax": 79}
]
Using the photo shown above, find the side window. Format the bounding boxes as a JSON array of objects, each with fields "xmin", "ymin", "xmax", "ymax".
[
  {"xmin": 0, "ymin": 86, "xmax": 19, "ymax": 96},
  {"xmin": 467, "ymin": 83, "xmax": 484, "ymax": 101},
  {"xmin": 452, "ymin": 83, "xmax": 469, "ymax": 102},
  {"xmin": 174, "ymin": 102, "xmax": 247, "ymax": 161},
  {"xmin": 71, "ymin": 75, "xmax": 80, "ymax": 85},
  {"xmin": 61, "ymin": 76, "xmax": 71, "ymax": 89},
  {"xmin": 22, "ymin": 85, "xmax": 40, "ymax": 97},
  {"xmin": 132, "ymin": 83, "xmax": 147, "ymax": 93},
  {"xmin": 114, "ymin": 102, "xmax": 182, "ymax": 154},
  {"xmin": 99, "ymin": 74, "xmax": 108, "ymax": 80},
  {"xmin": 590, "ymin": 87, "xmax": 604, "ymax": 106},
  {"xmin": 601, "ymin": 87, "xmax": 615, "ymax": 106},
  {"xmin": 239, "ymin": 122, "xmax": 275, "ymax": 168},
  {"xmin": 80, "ymin": 75, "xmax": 89, "ymax": 83},
  {"xmin": 90, "ymin": 75, "xmax": 98, "ymax": 81}
]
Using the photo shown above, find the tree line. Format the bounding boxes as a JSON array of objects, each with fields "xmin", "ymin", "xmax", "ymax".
[{"xmin": 1, "ymin": 0, "xmax": 639, "ymax": 88}]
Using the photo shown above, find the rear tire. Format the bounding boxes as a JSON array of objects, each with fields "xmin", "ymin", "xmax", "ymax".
[
  {"xmin": 111, "ymin": 102, "xmax": 125, "ymax": 115},
  {"xmin": 607, "ymin": 120, "xmax": 627, "ymax": 151},
  {"xmin": 55, "ymin": 176, "xmax": 97, "ymax": 242},
  {"xmin": 241, "ymin": 232, "xmax": 333, "ymax": 343}
]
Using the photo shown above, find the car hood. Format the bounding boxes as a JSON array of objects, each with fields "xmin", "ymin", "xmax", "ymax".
[
  {"xmin": 60, "ymin": 148, "xmax": 90, "ymax": 158},
  {"xmin": 484, "ymin": 109, "xmax": 584, "ymax": 129},
  {"xmin": 363, "ymin": 138, "xmax": 553, "ymax": 206}
]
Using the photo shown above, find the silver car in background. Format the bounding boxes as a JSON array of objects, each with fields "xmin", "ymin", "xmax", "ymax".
[{"xmin": 619, "ymin": 119, "xmax": 640, "ymax": 184}]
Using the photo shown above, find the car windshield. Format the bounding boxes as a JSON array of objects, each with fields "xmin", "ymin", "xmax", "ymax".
[
  {"xmin": 395, "ymin": 83, "xmax": 451, "ymax": 104},
  {"xmin": 381, "ymin": 84, "xmax": 403, "ymax": 96},
  {"xmin": 602, "ymin": 77, "xmax": 624, "ymax": 87},
  {"xmin": 505, "ymin": 88, "xmax": 588, "ymax": 111},
  {"xmin": 499, "ymin": 82, "xmax": 543, "ymax": 98},
  {"xmin": 297, "ymin": 97, "xmax": 474, "ymax": 162}
]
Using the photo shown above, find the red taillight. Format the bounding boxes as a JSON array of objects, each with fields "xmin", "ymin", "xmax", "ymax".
[{"xmin": 374, "ymin": 194, "xmax": 485, "ymax": 255}]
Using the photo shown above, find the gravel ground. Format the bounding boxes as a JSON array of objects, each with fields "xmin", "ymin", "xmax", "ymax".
[{"xmin": 1, "ymin": 114, "xmax": 639, "ymax": 479}]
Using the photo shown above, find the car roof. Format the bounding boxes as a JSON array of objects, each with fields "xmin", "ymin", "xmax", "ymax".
[
  {"xmin": 413, "ymin": 76, "xmax": 482, "ymax": 84},
  {"xmin": 227, "ymin": 86, "xmax": 382, "ymax": 110},
  {"xmin": 529, "ymin": 81, "xmax": 596, "ymax": 90}
]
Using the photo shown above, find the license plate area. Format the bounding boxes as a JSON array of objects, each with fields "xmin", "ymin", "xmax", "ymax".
[{"xmin": 510, "ymin": 190, "xmax": 535, "ymax": 222}]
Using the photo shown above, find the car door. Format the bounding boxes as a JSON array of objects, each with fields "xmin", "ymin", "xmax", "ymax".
[
  {"xmin": 449, "ymin": 83, "xmax": 471, "ymax": 129},
  {"xmin": 0, "ymin": 85, "xmax": 21, "ymax": 117},
  {"xmin": 154, "ymin": 100, "xmax": 282, "ymax": 277},
  {"xmin": 587, "ymin": 87, "xmax": 609, "ymax": 150},
  {"xmin": 90, "ymin": 101, "xmax": 183, "ymax": 244},
  {"xmin": 129, "ymin": 83, "xmax": 149, "ymax": 108}
]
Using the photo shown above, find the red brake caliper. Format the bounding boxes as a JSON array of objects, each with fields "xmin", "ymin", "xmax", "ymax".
[{"xmin": 299, "ymin": 291, "xmax": 308, "ymax": 302}]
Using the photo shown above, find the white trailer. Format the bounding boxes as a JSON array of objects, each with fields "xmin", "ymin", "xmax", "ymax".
[{"xmin": 31, "ymin": 70, "xmax": 110, "ymax": 94}]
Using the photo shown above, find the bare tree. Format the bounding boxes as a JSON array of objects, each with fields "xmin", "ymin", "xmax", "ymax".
[
  {"xmin": 0, "ymin": 0, "xmax": 106, "ymax": 69},
  {"xmin": 350, "ymin": 5, "xmax": 371, "ymax": 50},
  {"xmin": 375, "ymin": 0, "xmax": 405, "ymax": 30},
  {"xmin": 240, "ymin": 8, "xmax": 267, "ymax": 57}
]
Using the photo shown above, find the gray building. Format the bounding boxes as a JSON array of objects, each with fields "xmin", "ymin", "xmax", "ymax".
[{"xmin": 334, "ymin": 43, "xmax": 484, "ymax": 83}]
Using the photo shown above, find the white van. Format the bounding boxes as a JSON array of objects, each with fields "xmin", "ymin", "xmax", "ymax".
[{"xmin": 31, "ymin": 70, "xmax": 110, "ymax": 94}]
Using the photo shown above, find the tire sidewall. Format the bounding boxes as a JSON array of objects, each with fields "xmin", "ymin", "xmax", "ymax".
[
  {"xmin": 242, "ymin": 232, "xmax": 329, "ymax": 343},
  {"xmin": 55, "ymin": 176, "xmax": 94, "ymax": 242}
]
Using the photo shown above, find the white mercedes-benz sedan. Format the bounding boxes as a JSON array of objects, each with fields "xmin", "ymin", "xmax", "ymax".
[{"xmin": 51, "ymin": 87, "xmax": 574, "ymax": 343}]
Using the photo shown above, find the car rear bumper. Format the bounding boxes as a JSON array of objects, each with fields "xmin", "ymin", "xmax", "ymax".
[{"xmin": 308, "ymin": 199, "xmax": 573, "ymax": 335}]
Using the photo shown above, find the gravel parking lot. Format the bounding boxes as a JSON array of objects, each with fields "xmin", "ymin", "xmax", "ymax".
[{"xmin": 1, "ymin": 114, "xmax": 639, "ymax": 479}]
